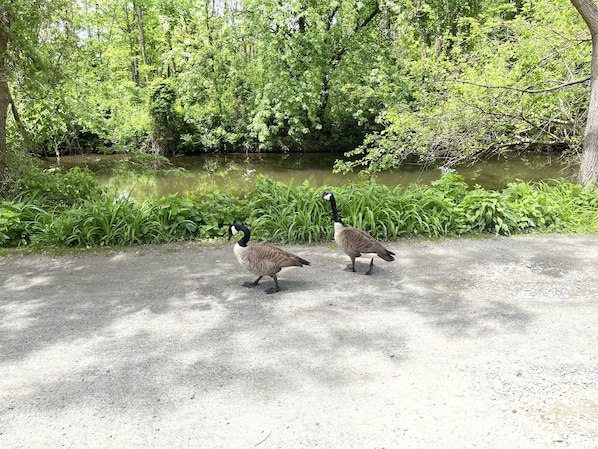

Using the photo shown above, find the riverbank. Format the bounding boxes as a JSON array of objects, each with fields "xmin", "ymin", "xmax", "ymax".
[{"xmin": 1, "ymin": 235, "xmax": 597, "ymax": 448}]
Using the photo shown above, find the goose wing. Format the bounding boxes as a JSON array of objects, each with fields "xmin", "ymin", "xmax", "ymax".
[
  {"xmin": 338, "ymin": 227, "xmax": 395, "ymax": 260},
  {"xmin": 243, "ymin": 243, "xmax": 309, "ymax": 275}
]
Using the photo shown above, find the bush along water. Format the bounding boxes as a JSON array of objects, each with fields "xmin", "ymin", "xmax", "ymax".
[{"xmin": 1, "ymin": 171, "xmax": 597, "ymax": 249}]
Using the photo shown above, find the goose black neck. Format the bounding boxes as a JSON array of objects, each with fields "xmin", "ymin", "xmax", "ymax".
[
  {"xmin": 328, "ymin": 194, "xmax": 339, "ymax": 216},
  {"xmin": 235, "ymin": 224, "xmax": 251, "ymax": 247}
]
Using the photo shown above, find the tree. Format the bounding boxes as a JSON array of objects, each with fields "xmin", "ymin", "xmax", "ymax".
[
  {"xmin": 0, "ymin": 0, "xmax": 35, "ymax": 188},
  {"xmin": 335, "ymin": 0, "xmax": 592, "ymax": 177},
  {"xmin": 0, "ymin": 3, "xmax": 10, "ymax": 188},
  {"xmin": 149, "ymin": 78, "xmax": 180, "ymax": 155},
  {"xmin": 231, "ymin": 0, "xmax": 390, "ymax": 152},
  {"xmin": 571, "ymin": 0, "xmax": 598, "ymax": 186}
]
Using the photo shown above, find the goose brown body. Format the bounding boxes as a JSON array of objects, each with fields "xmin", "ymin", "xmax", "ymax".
[
  {"xmin": 321, "ymin": 191, "xmax": 395, "ymax": 274},
  {"xmin": 233, "ymin": 241, "xmax": 310, "ymax": 277},
  {"xmin": 229, "ymin": 223, "xmax": 310, "ymax": 293},
  {"xmin": 334, "ymin": 222, "xmax": 395, "ymax": 262}
]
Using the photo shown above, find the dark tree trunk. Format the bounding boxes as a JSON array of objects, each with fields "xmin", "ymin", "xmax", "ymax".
[
  {"xmin": 0, "ymin": 7, "xmax": 10, "ymax": 189},
  {"xmin": 123, "ymin": 6, "xmax": 139, "ymax": 85},
  {"xmin": 135, "ymin": 3, "xmax": 148, "ymax": 66},
  {"xmin": 571, "ymin": 0, "xmax": 598, "ymax": 186},
  {"xmin": 7, "ymin": 87, "xmax": 33, "ymax": 151}
]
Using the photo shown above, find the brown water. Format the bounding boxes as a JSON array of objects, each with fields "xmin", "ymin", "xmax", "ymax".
[{"xmin": 43, "ymin": 152, "xmax": 578, "ymax": 198}]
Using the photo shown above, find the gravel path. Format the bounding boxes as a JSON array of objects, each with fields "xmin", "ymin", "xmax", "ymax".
[{"xmin": 1, "ymin": 235, "xmax": 597, "ymax": 448}]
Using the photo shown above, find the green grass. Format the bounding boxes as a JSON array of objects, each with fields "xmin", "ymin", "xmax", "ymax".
[{"xmin": 1, "ymin": 170, "xmax": 597, "ymax": 249}]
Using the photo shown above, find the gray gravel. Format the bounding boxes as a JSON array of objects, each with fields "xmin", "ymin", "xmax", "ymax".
[{"xmin": 1, "ymin": 235, "xmax": 597, "ymax": 448}]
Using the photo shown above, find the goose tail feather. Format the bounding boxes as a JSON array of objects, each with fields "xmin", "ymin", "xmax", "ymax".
[
  {"xmin": 379, "ymin": 252, "xmax": 395, "ymax": 262},
  {"xmin": 296, "ymin": 257, "xmax": 311, "ymax": 266}
]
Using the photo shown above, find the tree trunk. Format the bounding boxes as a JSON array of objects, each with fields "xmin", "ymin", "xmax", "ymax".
[
  {"xmin": 0, "ymin": 7, "xmax": 10, "ymax": 189},
  {"xmin": 7, "ymin": 87, "xmax": 32, "ymax": 151},
  {"xmin": 135, "ymin": 3, "xmax": 148, "ymax": 66},
  {"xmin": 123, "ymin": 6, "xmax": 139, "ymax": 84},
  {"xmin": 571, "ymin": 0, "xmax": 598, "ymax": 186}
]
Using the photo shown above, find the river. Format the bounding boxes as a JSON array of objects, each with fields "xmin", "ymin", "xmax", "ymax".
[{"xmin": 43, "ymin": 152, "xmax": 577, "ymax": 198}]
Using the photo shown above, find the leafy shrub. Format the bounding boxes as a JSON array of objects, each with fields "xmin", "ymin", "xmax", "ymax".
[
  {"xmin": 35, "ymin": 198, "xmax": 151, "ymax": 247},
  {"xmin": 1, "ymin": 173, "xmax": 597, "ymax": 249},
  {"xmin": 535, "ymin": 180, "xmax": 598, "ymax": 233},
  {"xmin": 149, "ymin": 79, "xmax": 181, "ymax": 155},
  {"xmin": 502, "ymin": 182, "xmax": 557, "ymax": 232},
  {"xmin": 245, "ymin": 176, "xmax": 330, "ymax": 244},
  {"xmin": 0, "ymin": 202, "xmax": 25, "ymax": 245},
  {"xmin": 194, "ymin": 189, "xmax": 246, "ymax": 238},
  {"xmin": 154, "ymin": 195, "xmax": 200, "ymax": 240},
  {"xmin": 0, "ymin": 201, "xmax": 47, "ymax": 247},
  {"xmin": 17, "ymin": 167, "xmax": 105, "ymax": 207},
  {"xmin": 457, "ymin": 189, "xmax": 515, "ymax": 234}
]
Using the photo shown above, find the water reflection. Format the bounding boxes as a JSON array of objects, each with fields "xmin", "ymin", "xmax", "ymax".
[{"xmin": 43, "ymin": 152, "xmax": 578, "ymax": 199}]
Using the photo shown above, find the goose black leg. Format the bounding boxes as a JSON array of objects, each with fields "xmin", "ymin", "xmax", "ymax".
[
  {"xmin": 265, "ymin": 276, "xmax": 280, "ymax": 294},
  {"xmin": 365, "ymin": 258, "xmax": 374, "ymax": 275},
  {"xmin": 243, "ymin": 276, "xmax": 263, "ymax": 288}
]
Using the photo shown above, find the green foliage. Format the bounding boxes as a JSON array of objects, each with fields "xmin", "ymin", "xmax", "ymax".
[
  {"xmin": 1, "ymin": 178, "xmax": 248, "ymax": 247},
  {"xmin": 245, "ymin": 176, "xmax": 330, "ymax": 244},
  {"xmin": 149, "ymin": 79, "xmax": 178, "ymax": 128},
  {"xmin": 0, "ymin": 202, "xmax": 26, "ymax": 245},
  {"xmin": 336, "ymin": 0, "xmax": 589, "ymax": 175},
  {"xmin": 0, "ymin": 200, "xmax": 47, "ymax": 247},
  {"xmin": 16, "ymin": 167, "xmax": 106, "ymax": 207},
  {"xmin": 98, "ymin": 152, "xmax": 177, "ymax": 174},
  {"xmin": 532, "ymin": 180, "xmax": 598, "ymax": 233},
  {"xmin": 7, "ymin": 0, "xmax": 396, "ymax": 155},
  {"xmin": 1, "ymin": 171, "xmax": 597, "ymax": 249},
  {"xmin": 457, "ymin": 189, "xmax": 514, "ymax": 234},
  {"xmin": 6, "ymin": 0, "xmax": 593, "ymax": 168},
  {"xmin": 193, "ymin": 189, "xmax": 246, "ymax": 238},
  {"xmin": 36, "ymin": 198, "xmax": 153, "ymax": 247},
  {"xmin": 148, "ymin": 79, "xmax": 181, "ymax": 155}
]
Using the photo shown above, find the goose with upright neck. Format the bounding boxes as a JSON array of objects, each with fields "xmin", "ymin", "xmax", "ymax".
[
  {"xmin": 320, "ymin": 191, "xmax": 395, "ymax": 275},
  {"xmin": 228, "ymin": 223, "xmax": 311, "ymax": 294}
]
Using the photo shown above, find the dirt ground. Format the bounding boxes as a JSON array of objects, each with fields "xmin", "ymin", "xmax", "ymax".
[{"xmin": 1, "ymin": 235, "xmax": 598, "ymax": 448}]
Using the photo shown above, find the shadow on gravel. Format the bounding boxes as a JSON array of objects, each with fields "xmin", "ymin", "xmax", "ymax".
[
  {"xmin": 0, "ymin": 239, "xmax": 554, "ymax": 420},
  {"xmin": 0, "ymin": 248, "xmax": 403, "ymax": 416},
  {"xmin": 392, "ymin": 242, "xmax": 537, "ymax": 338}
]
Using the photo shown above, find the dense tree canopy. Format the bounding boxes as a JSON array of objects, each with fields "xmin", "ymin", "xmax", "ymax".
[{"xmin": 1, "ymin": 0, "xmax": 597, "ymax": 184}]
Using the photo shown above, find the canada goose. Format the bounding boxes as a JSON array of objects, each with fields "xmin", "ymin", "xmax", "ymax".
[
  {"xmin": 320, "ymin": 191, "xmax": 395, "ymax": 275},
  {"xmin": 228, "ymin": 223, "xmax": 311, "ymax": 294}
]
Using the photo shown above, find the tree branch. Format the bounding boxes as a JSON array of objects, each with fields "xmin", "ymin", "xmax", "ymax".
[
  {"xmin": 357, "ymin": 3, "xmax": 380, "ymax": 31},
  {"xmin": 329, "ymin": 3, "xmax": 380, "ymax": 66},
  {"xmin": 7, "ymin": 86, "xmax": 33, "ymax": 152},
  {"xmin": 326, "ymin": 5, "xmax": 340, "ymax": 32},
  {"xmin": 445, "ymin": 76, "xmax": 591, "ymax": 94}
]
